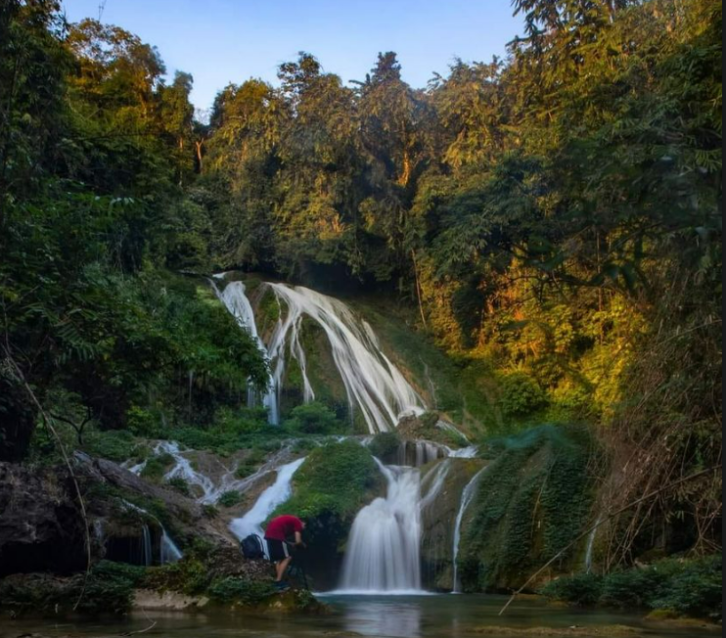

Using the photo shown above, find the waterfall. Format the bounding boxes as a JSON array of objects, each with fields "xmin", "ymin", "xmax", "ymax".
[
  {"xmin": 267, "ymin": 283, "xmax": 424, "ymax": 433},
  {"xmin": 212, "ymin": 275, "xmax": 425, "ymax": 432},
  {"xmin": 210, "ymin": 280, "xmax": 278, "ymax": 421},
  {"xmin": 141, "ymin": 524, "xmax": 152, "ymax": 566},
  {"xmin": 229, "ymin": 457, "xmax": 306, "ymax": 543},
  {"xmin": 451, "ymin": 466, "xmax": 487, "ymax": 593},
  {"xmin": 337, "ymin": 459, "xmax": 423, "ymax": 593},
  {"xmin": 122, "ymin": 500, "xmax": 183, "ymax": 565},
  {"xmin": 584, "ymin": 517, "xmax": 601, "ymax": 573},
  {"xmin": 161, "ymin": 529, "xmax": 183, "ymax": 564}
]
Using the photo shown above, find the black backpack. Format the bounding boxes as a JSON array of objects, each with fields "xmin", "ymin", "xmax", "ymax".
[{"xmin": 241, "ymin": 533, "xmax": 266, "ymax": 559}]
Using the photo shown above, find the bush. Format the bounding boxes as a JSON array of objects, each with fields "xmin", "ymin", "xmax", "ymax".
[
  {"xmin": 80, "ymin": 561, "xmax": 148, "ymax": 613},
  {"xmin": 285, "ymin": 401, "xmax": 342, "ymax": 434},
  {"xmin": 218, "ymin": 490, "xmax": 244, "ymax": 508},
  {"xmin": 140, "ymin": 452, "xmax": 175, "ymax": 481},
  {"xmin": 165, "ymin": 476, "xmax": 191, "ymax": 496},
  {"xmin": 368, "ymin": 431, "xmax": 400, "ymax": 460},
  {"xmin": 84, "ymin": 430, "xmax": 139, "ymax": 462},
  {"xmin": 273, "ymin": 440, "xmax": 382, "ymax": 548},
  {"xmin": 208, "ymin": 577, "xmax": 275, "ymax": 605},
  {"xmin": 499, "ymin": 372, "xmax": 548, "ymax": 417},
  {"xmin": 540, "ymin": 573, "xmax": 603, "ymax": 606},
  {"xmin": 650, "ymin": 556, "xmax": 722, "ymax": 619},
  {"xmin": 540, "ymin": 555, "xmax": 722, "ymax": 620}
]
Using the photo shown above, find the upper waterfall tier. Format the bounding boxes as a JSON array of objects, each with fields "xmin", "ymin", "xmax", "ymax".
[{"xmin": 214, "ymin": 277, "xmax": 425, "ymax": 432}]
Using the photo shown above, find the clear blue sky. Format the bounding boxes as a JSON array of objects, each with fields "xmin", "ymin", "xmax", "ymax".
[{"xmin": 61, "ymin": 0, "xmax": 526, "ymax": 113}]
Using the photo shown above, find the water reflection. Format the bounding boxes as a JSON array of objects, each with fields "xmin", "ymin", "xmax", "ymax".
[{"xmin": 343, "ymin": 599, "xmax": 423, "ymax": 638}]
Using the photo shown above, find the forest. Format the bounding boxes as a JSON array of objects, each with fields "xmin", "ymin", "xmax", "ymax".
[{"xmin": 0, "ymin": 0, "xmax": 722, "ymax": 627}]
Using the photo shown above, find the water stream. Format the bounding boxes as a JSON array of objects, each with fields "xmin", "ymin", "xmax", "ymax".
[
  {"xmin": 452, "ymin": 466, "xmax": 487, "ymax": 593},
  {"xmin": 229, "ymin": 457, "xmax": 306, "ymax": 544}
]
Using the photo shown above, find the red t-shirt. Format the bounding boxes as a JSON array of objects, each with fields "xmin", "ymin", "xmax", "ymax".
[{"xmin": 265, "ymin": 515, "xmax": 303, "ymax": 541}]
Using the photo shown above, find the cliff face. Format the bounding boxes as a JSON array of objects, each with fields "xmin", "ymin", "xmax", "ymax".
[{"xmin": 0, "ymin": 453, "xmax": 235, "ymax": 578}]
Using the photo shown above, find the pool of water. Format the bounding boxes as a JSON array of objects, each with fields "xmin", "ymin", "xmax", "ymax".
[{"xmin": 1, "ymin": 594, "xmax": 718, "ymax": 638}]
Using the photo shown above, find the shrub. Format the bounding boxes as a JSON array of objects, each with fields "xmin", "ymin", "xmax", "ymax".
[
  {"xmin": 540, "ymin": 573, "xmax": 603, "ymax": 605},
  {"xmin": 218, "ymin": 490, "xmax": 244, "ymax": 508},
  {"xmin": 285, "ymin": 401, "xmax": 342, "ymax": 434},
  {"xmin": 499, "ymin": 372, "xmax": 548, "ymax": 417},
  {"xmin": 208, "ymin": 577, "xmax": 275, "ymax": 605},
  {"xmin": 80, "ymin": 561, "xmax": 147, "ymax": 613},
  {"xmin": 650, "ymin": 556, "xmax": 722, "ymax": 619},
  {"xmin": 84, "ymin": 430, "xmax": 139, "ymax": 462},
  {"xmin": 540, "ymin": 555, "xmax": 722, "ymax": 620},
  {"xmin": 140, "ymin": 452, "xmax": 175, "ymax": 481},
  {"xmin": 368, "ymin": 431, "xmax": 400, "ymax": 460},
  {"xmin": 165, "ymin": 476, "xmax": 191, "ymax": 496}
]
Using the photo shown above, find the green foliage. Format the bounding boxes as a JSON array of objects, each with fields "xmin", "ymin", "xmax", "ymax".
[
  {"xmin": 79, "ymin": 561, "xmax": 148, "ymax": 613},
  {"xmin": 83, "ymin": 430, "xmax": 140, "ymax": 463},
  {"xmin": 165, "ymin": 476, "xmax": 191, "ymax": 497},
  {"xmin": 207, "ymin": 577, "xmax": 275, "ymax": 605},
  {"xmin": 141, "ymin": 452, "xmax": 175, "ymax": 481},
  {"xmin": 284, "ymin": 401, "xmax": 343, "ymax": 434},
  {"xmin": 144, "ymin": 558, "xmax": 211, "ymax": 595},
  {"xmin": 541, "ymin": 555, "xmax": 722, "ymax": 620},
  {"xmin": 0, "ymin": 561, "xmax": 148, "ymax": 615},
  {"xmin": 498, "ymin": 373, "xmax": 548, "ymax": 418},
  {"xmin": 274, "ymin": 441, "xmax": 382, "ymax": 548},
  {"xmin": 218, "ymin": 490, "xmax": 244, "ymax": 508},
  {"xmin": 539, "ymin": 572, "xmax": 603, "ymax": 606},
  {"xmin": 368, "ymin": 431, "xmax": 401, "ymax": 460}
]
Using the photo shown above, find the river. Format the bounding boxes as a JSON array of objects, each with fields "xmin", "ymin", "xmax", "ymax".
[{"xmin": 1, "ymin": 594, "xmax": 718, "ymax": 638}]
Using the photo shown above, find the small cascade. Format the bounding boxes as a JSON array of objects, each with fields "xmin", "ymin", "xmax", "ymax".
[
  {"xmin": 156, "ymin": 441, "xmax": 219, "ymax": 503},
  {"xmin": 584, "ymin": 517, "xmax": 601, "ymax": 573},
  {"xmin": 452, "ymin": 466, "xmax": 487, "ymax": 593},
  {"xmin": 122, "ymin": 500, "xmax": 183, "ymax": 565},
  {"xmin": 420, "ymin": 459, "xmax": 451, "ymax": 511},
  {"xmin": 398, "ymin": 440, "xmax": 447, "ymax": 467},
  {"xmin": 338, "ymin": 459, "xmax": 423, "ymax": 593},
  {"xmin": 161, "ymin": 529, "xmax": 183, "ymax": 564},
  {"xmin": 141, "ymin": 524, "xmax": 152, "ymax": 567},
  {"xmin": 229, "ymin": 457, "xmax": 306, "ymax": 542}
]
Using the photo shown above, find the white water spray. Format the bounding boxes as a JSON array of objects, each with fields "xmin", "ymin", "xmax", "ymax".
[
  {"xmin": 229, "ymin": 457, "xmax": 306, "ymax": 542},
  {"xmin": 451, "ymin": 466, "xmax": 487, "ymax": 593},
  {"xmin": 337, "ymin": 460, "xmax": 424, "ymax": 594}
]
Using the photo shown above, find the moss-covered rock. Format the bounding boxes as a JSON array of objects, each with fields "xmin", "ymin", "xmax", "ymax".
[
  {"xmin": 458, "ymin": 425, "xmax": 596, "ymax": 592},
  {"xmin": 273, "ymin": 440, "xmax": 384, "ymax": 588},
  {"xmin": 420, "ymin": 458, "xmax": 485, "ymax": 590}
]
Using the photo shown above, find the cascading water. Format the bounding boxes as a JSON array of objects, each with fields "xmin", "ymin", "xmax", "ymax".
[
  {"xmin": 420, "ymin": 459, "xmax": 451, "ymax": 512},
  {"xmin": 161, "ymin": 529, "xmax": 184, "ymax": 564},
  {"xmin": 212, "ymin": 276, "xmax": 425, "ymax": 432},
  {"xmin": 155, "ymin": 441, "xmax": 219, "ymax": 503},
  {"xmin": 451, "ymin": 466, "xmax": 487, "ymax": 593},
  {"xmin": 141, "ymin": 524, "xmax": 152, "ymax": 567},
  {"xmin": 210, "ymin": 280, "xmax": 278, "ymax": 422},
  {"xmin": 337, "ymin": 459, "xmax": 423, "ymax": 594},
  {"xmin": 584, "ymin": 517, "xmax": 601, "ymax": 573},
  {"xmin": 229, "ymin": 457, "xmax": 306, "ymax": 543},
  {"xmin": 122, "ymin": 501, "xmax": 182, "ymax": 565}
]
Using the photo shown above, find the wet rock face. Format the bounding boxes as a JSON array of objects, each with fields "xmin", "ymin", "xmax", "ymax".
[
  {"xmin": 0, "ymin": 463, "xmax": 87, "ymax": 576},
  {"xmin": 0, "ymin": 454, "xmax": 239, "ymax": 577}
]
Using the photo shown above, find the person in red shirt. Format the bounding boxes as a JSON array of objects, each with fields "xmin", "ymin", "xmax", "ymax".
[{"xmin": 264, "ymin": 514, "xmax": 306, "ymax": 589}]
